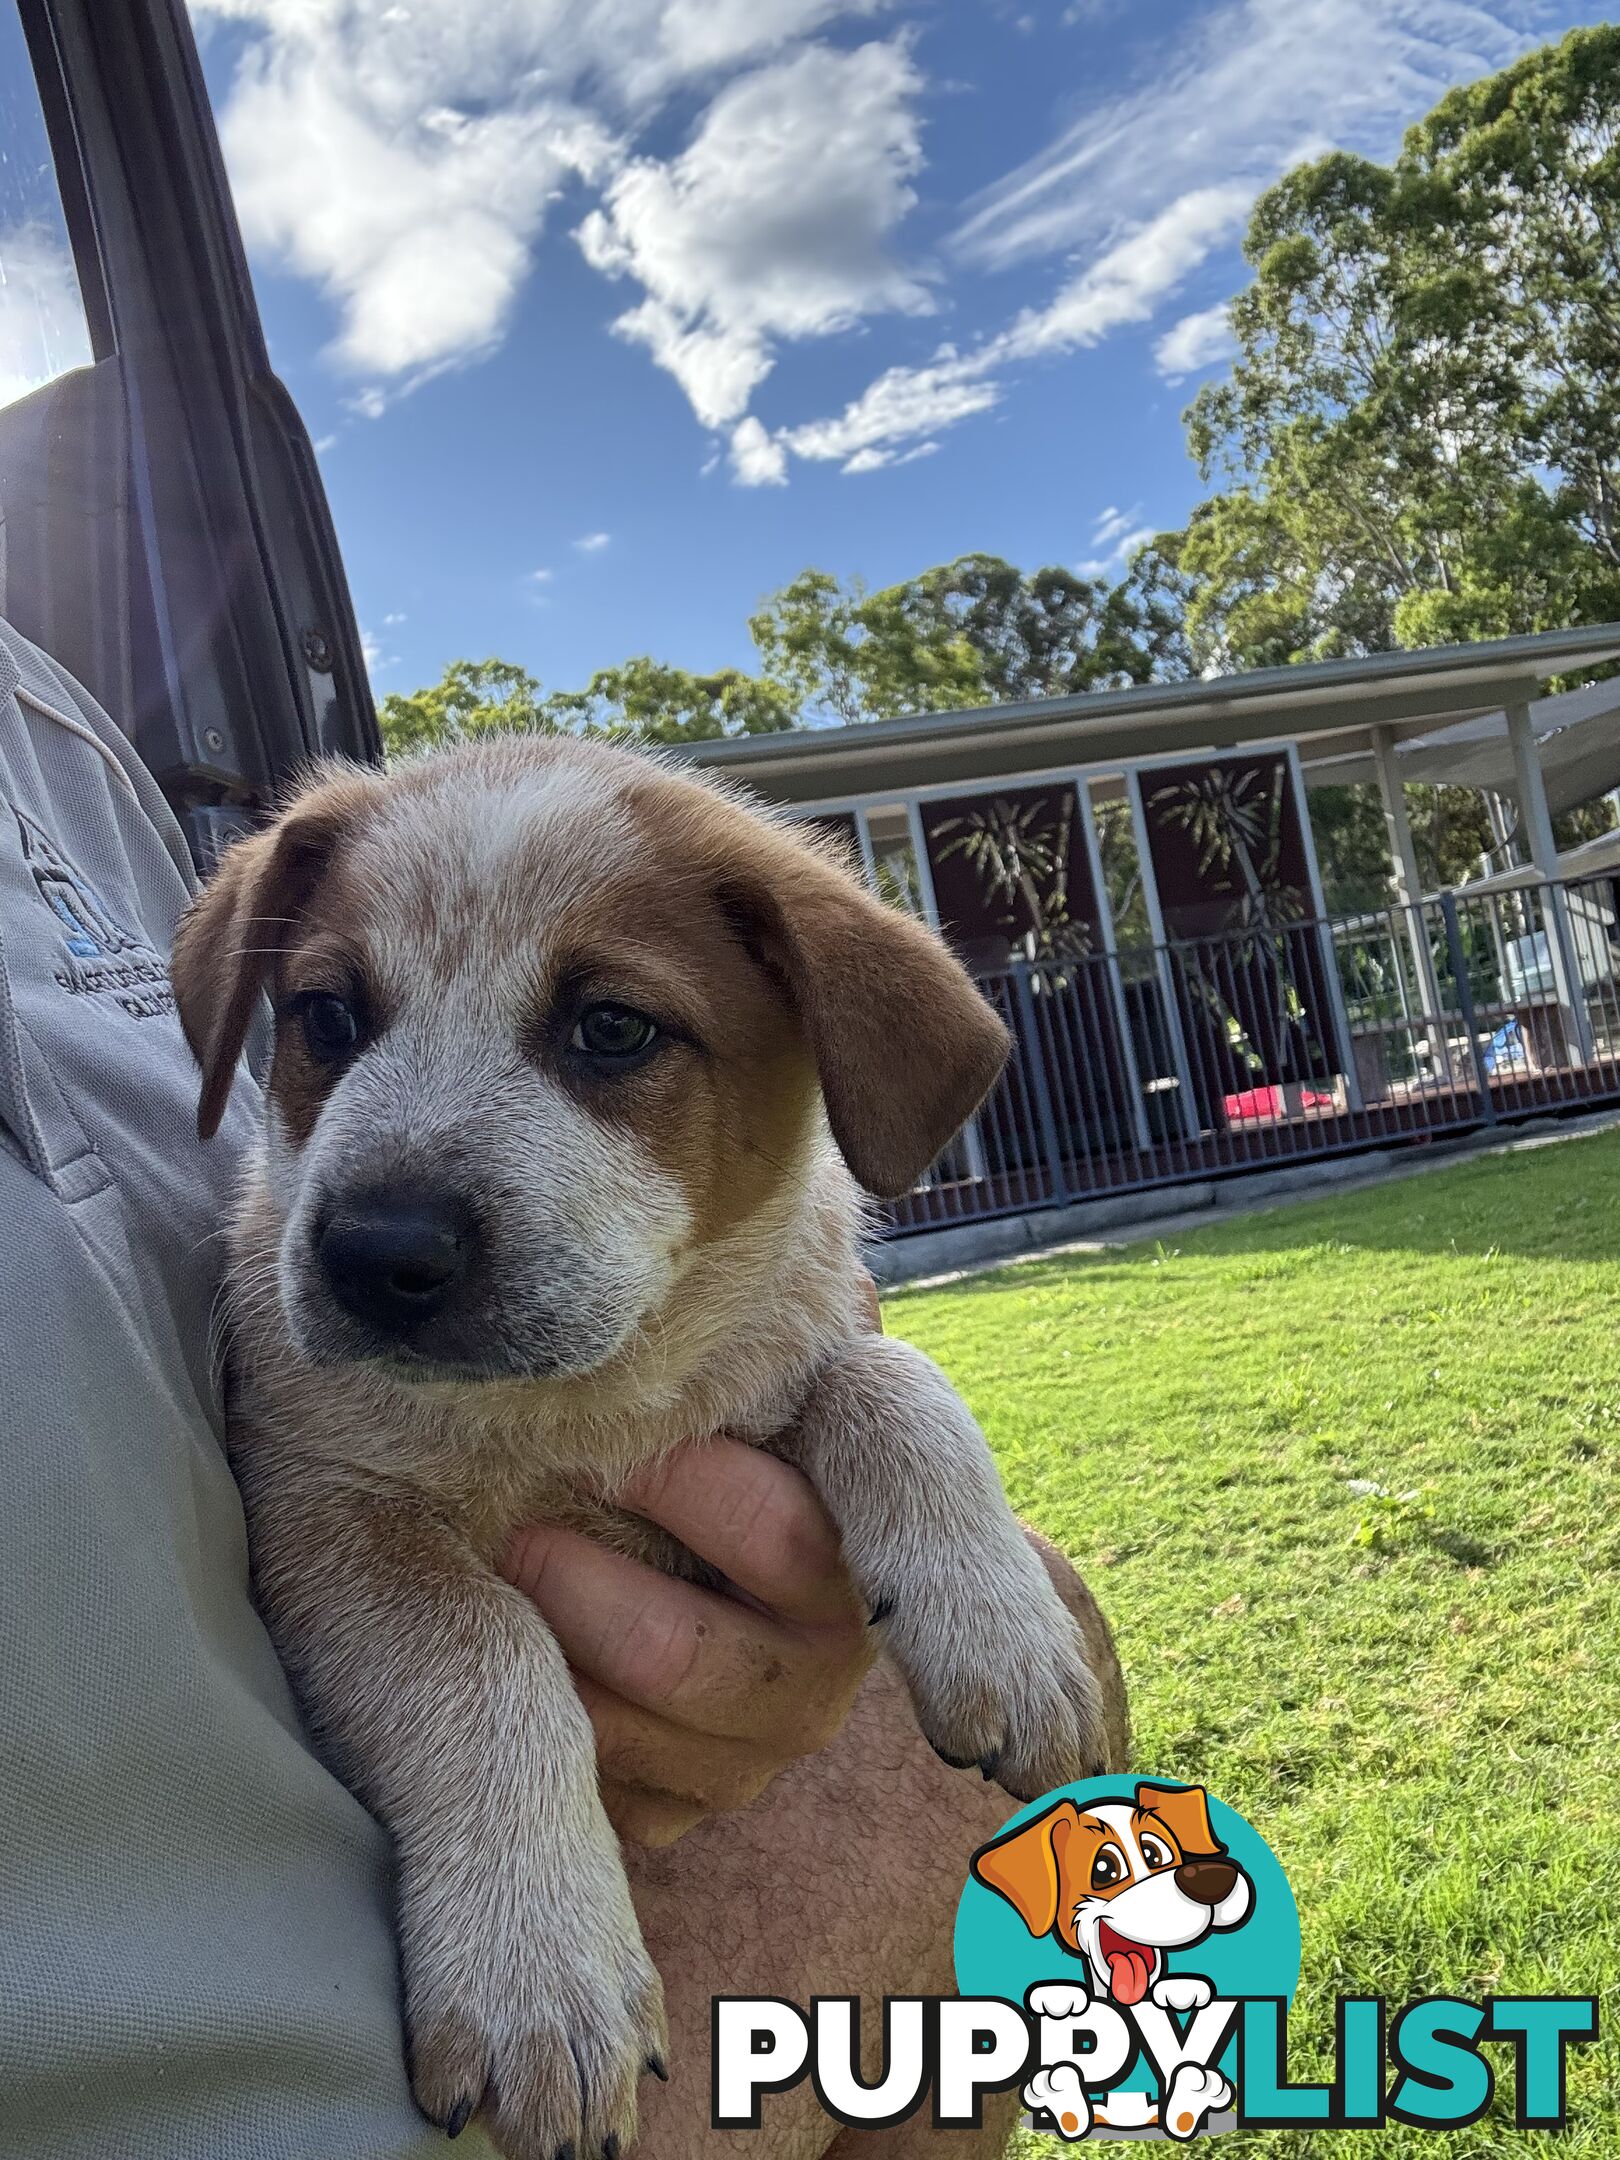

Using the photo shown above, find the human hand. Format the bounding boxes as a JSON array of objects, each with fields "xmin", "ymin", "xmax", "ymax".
[{"xmin": 502, "ymin": 1437, "xmax": 877, "ymax": 1847}]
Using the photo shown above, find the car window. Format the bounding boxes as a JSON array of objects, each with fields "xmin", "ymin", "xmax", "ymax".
[{"xmin": 0, "ymin": 3, "xmax": 93, "ymax": 412}]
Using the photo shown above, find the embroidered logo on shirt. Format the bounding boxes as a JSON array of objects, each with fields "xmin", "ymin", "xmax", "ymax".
[{"xmin": 17, "ymin": 809, "xmax": 175, "ymax": 1020}]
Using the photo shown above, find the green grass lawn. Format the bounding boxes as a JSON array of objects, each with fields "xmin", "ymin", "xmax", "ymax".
[{"xmin": 883, "ymin": 1128, "xmax": 1620, "ymax": 2156}]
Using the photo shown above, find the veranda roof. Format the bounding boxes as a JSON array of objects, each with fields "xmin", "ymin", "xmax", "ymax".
[{"xmin": 678, "ymin": 623, "xmax": 1620, "ymax": 809}]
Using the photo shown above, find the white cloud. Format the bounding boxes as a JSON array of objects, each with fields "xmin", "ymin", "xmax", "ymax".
[
  {"xmin": 529, "ymin": 568, "xmax": 554, "ymax": 584},
  {"xmin": 1075, "ymin": 501, "xmax": 1156, "ymax": 576},
  {"xmin": 755, "ymin": 0, "xmax": 1550, "ymax": 484},
  {"xmin": 986, "ymin": 185, "xmax": 1251, "ymax": 363},
  {"xmin": 0, "ymin": 224, "xmax": 92, "ymax": 410},
  {"xmin": 194, "ymin": 0, "xmax": 1558, "ymax": 482},
  {"xmin": 645, "ymin": 0, "xmax": 885, "ymax": 87},
  {"xmin": 729, "ymin": 415, "xmax": 789, "ymax": 486},
  {"xmin": 764, "ymin": 182, "xmax": 1243, "ymax": 478},
  {"xmin": 955, "ymin": 0, "xmax": 1548, "ymax": 269},
  {"xmin": 1090, "ymin": 504, "xmax": 1140, "ymax": 552},
  {"xmin": 574, "ymin": 531, "xmax": 612, "ymax": 553},
  {"xmin": 1155, "ymin": 300, "xmax": 1237, "ymax": 382},
  {"xmin": 578, "ymin": 39, "xmax": 931, "ymax": 428},
  {"xmin": 841, "ymin": 438, "xmax": 941, "ymax": 474},
  {"xmin": 191, "ymin": 0, "xmax": 885, "ymax": 388},
  {"xmin": 777, "ymin": 351, "xmax": 999, "ymax": 471}
]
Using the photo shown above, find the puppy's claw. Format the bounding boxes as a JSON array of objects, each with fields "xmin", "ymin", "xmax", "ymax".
[
  {"xmin": 445, "ymin": 2097, "xmax": 476, "ymax": 2139},
  {"xmin": 555, "ymin": 2144, "xmax": 575, "ymax": 2160},
  {"xmin": 603, "ymin": 2137, "xmax": 621, "ymax": 2160},
  {"xmin": 867, "ymin": 1595, "xmax": 896, "ymax": 1627},
  {"xmin": 646, "ymin": 2055, "xmax": 669, "ymax": 2082},
  {"xmin": 979, "ymin": 1749, "xmax": 1002, "ymax": 1782}
]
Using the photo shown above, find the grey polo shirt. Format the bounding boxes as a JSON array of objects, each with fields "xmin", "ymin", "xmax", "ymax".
[{"xmin": 0, "ymin": 618, "xmax": 460, "ymax": 2156}]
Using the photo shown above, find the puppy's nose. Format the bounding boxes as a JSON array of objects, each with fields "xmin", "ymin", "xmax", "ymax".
[
  {"xmin": 317, "ymin": 1188, "xmax": 474, "ymax": 1335},
  {"xmin": 1175, "ymin": 1859, "xmax": 1238, "ymax": 1906}
]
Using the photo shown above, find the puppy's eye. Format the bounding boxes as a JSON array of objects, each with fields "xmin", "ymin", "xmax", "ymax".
[
  {"xmin": 1139, "ymin": 1836, "xmax": 1173, "ymax": 1871},
  {"xmin": 1090, "ymin": 1846, "xmax": 1126, "ymax": 1891},
  {"xmin": 571, "ymin": 1003, "xmax": 659, "ymax": 1061},
  {"xmin": 293, "ymin": 991, "xmax": 361, "ymax": 1064}
]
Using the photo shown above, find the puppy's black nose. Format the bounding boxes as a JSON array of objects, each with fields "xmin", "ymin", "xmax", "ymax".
[
  {"xmin": 1175, "ymin": 1858, "xmax": 1238, "ymax": 1906},
  {"xmin": 318, "ymin": 1189, "xmax": 474, "ymax": 1336}
]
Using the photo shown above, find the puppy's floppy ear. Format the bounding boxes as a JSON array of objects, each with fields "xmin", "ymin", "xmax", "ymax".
[
  {"xmin": 171, "ymin": 766, "xmax": 380, "ymax": 1141},
  {"xmin": 720, "ymin": 839, "xmax": 1009, "ymax": 1198},
  {"xmin": 1135, "ymin": 1783, "xmax": 1224, "ymax": 1859},
  {"xmin": 971, "ymin": 1800, "xmax": 1079, "ymax": 1939}
]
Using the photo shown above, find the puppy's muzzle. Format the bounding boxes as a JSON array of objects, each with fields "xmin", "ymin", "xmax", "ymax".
[
  {"xmin": 1174, "ymin": 1859, "xmax": 1238, "ymax": 1907},
  {"xmin": 317, "ymin": 1184, "xmax": 477, "ymax": 1339}
]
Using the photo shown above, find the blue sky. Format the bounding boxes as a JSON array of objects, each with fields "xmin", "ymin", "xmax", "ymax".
[{"xmin": 189, "ymin": 0, "xmax": 1606, "ymax": 701}]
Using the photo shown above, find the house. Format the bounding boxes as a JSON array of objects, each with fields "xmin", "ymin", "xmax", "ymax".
[{"xmin": 683, "ymin": 625, "xmax": 1620, "ymax": 1240}]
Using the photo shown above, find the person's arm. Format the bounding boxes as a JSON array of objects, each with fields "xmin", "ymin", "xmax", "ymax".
[{"xmin": 502, "ymin": 1438, "xmax": 878, "ymax": 1846}]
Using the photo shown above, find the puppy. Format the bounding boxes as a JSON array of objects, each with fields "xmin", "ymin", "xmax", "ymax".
[
  {"xmin": 972, "ymin": 1782, "xmax": 1252, "ymax": 2004},
  {"xmin": 172, "ymin": 734, "xmax": 1110, "ymax": 2160}
]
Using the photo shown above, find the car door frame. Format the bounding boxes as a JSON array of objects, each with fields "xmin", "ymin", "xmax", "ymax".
[{"xmin": 17, "ymin": 0, "xmax": 380, "ymax": 859}]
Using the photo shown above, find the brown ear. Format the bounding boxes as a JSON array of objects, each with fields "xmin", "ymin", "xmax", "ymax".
[
  {"xmin": 970, "ymin": 1800, "xmax": 1078, "ymax": 1939},
  {"xmin": 725, "ymin": 843, "xmax": 1009, "ymax": 1198},
  {"xmin": 171, "ymin": 767, "xmax": 379, "ymax": 1141},
  {"xmin": 1135, "ymin": 1783, "xmax": 1223, "ymax": 1859}
]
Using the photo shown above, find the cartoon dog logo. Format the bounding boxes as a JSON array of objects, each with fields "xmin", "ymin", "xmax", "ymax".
[{"xmin": 970, "ymin": 1782, "xmax": 1252, "ymax": 2007}]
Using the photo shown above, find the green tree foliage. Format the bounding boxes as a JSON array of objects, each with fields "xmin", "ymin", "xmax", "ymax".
[
  {"xmin": 534, "ymin": 657, "xmax": 798, "ymax": 743},
  {"xmin": 1160, "ymin": 26, "xmax": 1620, "ymax": 671},
  {"xmin": 377, "ymin": 658, "xmax": 559, "ymax": 760},
  {"xmin": 747, "ymin": 553, "xmax": 1176, "ymax": 722},
  {"xmin": 379, "ymin": 553, "xmax": 1177, "ymax": 757},
  {"xmin": 377, "ymin": 654, "xmax": 795, "ymax": 759}
]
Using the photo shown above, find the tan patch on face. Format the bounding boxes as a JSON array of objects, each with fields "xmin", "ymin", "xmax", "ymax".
[
  {"xmin": 1133, "ymin": 1782, "xmax": 1221, "ymax": 1860},
  {"xmin": 521, "ymin": 850, "xmax": 821, "ymax": 1257},
  {"xmin": 1045, "ymin": 1813, "xmax": 1139, "ymax": 1951},
  {"xmin": 1128, "ymin": 1804, "xmax": 1184, "ymax": 1873}
]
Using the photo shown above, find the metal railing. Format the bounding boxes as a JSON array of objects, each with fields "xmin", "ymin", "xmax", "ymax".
[{"xmin": 884, "ymin": 870, "xmax": 1620, "ymax": 1237}]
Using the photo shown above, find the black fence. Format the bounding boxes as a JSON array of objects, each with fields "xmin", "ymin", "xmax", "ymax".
[{"xmin": 885, "ymin": 871, "xmax": 1620, "ymax": 1237}]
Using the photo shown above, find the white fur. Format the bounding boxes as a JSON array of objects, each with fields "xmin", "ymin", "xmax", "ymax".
[
  {"xmin": 1162, "ymin": 2063, "xmax": 1232, "ymax": 2141},
  {"xmin": 1023, "ymin": 2063, "xmax": 1091, "ymax": 2140},
  {"xmin": 1152, "ymin": 1974, "xmax": 1214, "ymax": 2014}
]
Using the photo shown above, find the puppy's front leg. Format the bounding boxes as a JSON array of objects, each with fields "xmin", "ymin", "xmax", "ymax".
[
  {"xmin": 787, "ymin": 1335, "xmax": 1111, "ymax": 1799},
  {"xmin": 241, "ymin": 1460, "xmax": 666, "ymax": 2160}
]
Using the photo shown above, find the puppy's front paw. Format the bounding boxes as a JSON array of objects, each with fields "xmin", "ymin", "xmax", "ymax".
[
  {"xmin": 405, "ymin": 1890, "xmax": 666, "ymax": 2160},
  {"xmin": 886, "ymin": 1554, "xmax": 1111, "ymax": 1800}
]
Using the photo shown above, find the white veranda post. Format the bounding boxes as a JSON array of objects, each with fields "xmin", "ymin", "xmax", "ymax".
[
  {"xmin": 1505, "ymin": 699, "xmax": 1593, "ymax": 1065},
  {"xmin": 1370, "ymin": 725, "xmax": 1447, "ymax": 1065}
]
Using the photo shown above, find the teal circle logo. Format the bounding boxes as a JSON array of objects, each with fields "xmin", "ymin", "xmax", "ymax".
[{"xmin": 954, "ymin": 1778, "xmax": 1299, "ymax": 2138}]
